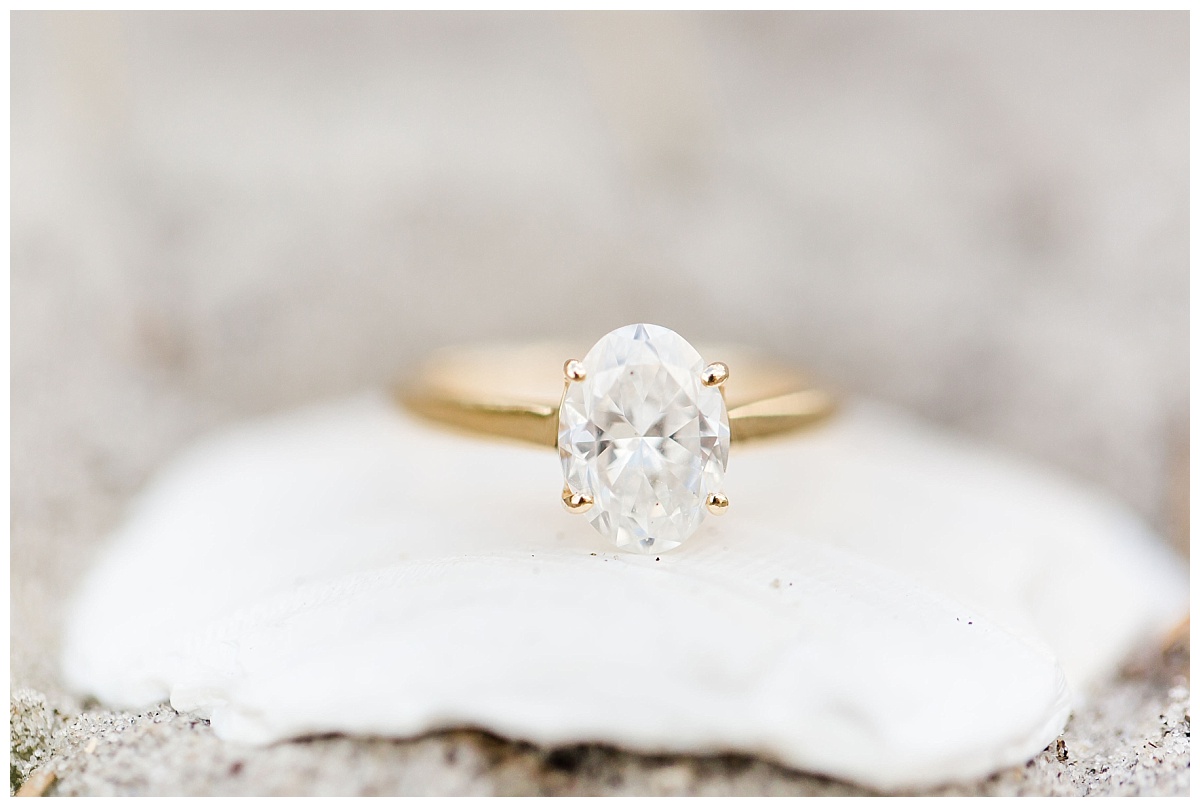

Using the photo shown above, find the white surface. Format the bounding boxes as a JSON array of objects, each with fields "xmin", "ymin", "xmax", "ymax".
[{"xmin": 61, "ymin": 395, "xmax": 1185, "ymax": 788}]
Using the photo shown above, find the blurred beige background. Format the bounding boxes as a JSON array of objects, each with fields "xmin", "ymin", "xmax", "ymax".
[{"xmin": 10, "ymin": 11, "xmax": 1189, "ymax": 794}]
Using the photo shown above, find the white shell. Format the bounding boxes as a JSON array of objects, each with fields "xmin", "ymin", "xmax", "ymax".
[{"xmin": 60, "ymin": 394, "xmax": 1186, "ymax": 789}]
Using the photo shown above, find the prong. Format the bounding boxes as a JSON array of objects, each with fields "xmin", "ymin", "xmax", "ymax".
[
  {"xmin": 701, "ymin": 362, "xmax": 729, "ymax": 387},
  {"xmin": 705, "ymin": 492, "xmax": 729, "ymax": 515},
  {"xmin": 562, "ymin": 487, "xmax": 594, "ymax": 514},
  {"xmin": 564, "ymin": 359, "xmax": 587, "ymax": 382}
]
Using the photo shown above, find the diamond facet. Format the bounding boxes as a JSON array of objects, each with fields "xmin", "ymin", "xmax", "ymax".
[{"xmin": 558, "ymin": 324, "xmax": 730, "ymax": 553}]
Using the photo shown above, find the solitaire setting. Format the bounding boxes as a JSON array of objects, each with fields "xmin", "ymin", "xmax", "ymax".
[
  {"xmin": 401, "ymin": 323, "xmax": 835, "ymax": 555},
  {"xmin": 558, "ymin": 324, "xmax": 731, "ymax": 554}
]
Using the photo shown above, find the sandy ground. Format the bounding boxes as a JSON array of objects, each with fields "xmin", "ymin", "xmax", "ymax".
[{"xmin": 9, "ymin": 641, "xmax": 1191, "ymax": 795}]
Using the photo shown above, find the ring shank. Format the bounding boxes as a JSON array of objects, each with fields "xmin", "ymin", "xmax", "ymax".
[{"xmin": 398, "ymin": 342, "xmax": 837, "ymax": 448}]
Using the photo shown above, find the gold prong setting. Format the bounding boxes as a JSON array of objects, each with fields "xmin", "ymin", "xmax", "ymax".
[
  {"xmin": 558, "ymin": 324, "xmax": 732, "ymax": 553},
  {"xmin": 701, "ymin": 362, "xmax": 729, "ymax": 387},
  {"xmin": 564, "ymin": 359, "xmax": 587, "ymax": 383},
  {"xmin": 705, "ymin": 492, "xmax": 729, "ymax": 515},
  {"xmin": 562, "ymin": 487, "xmax": 594, "ymax": 514}
]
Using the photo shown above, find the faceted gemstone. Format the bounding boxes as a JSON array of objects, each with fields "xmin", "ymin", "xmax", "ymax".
[{"xmin": 558, "ymin": 324, "xmax": 730, "ymax": 553}]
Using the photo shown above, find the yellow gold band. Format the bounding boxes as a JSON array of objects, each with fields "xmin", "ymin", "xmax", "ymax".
[{"xmin": 399, "ymin": 342, "xmax": 836, "ymax": 448}]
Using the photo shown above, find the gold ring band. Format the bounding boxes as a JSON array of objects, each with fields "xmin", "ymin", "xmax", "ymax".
[{"xmin": 399, "ymin": 342, "xmax": 836, "ymax": 448}]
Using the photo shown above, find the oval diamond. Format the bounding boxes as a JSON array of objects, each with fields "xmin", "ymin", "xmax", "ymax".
[{"xmin": 558, "ymin": 324, "xmax": 730, "ymax": 553}]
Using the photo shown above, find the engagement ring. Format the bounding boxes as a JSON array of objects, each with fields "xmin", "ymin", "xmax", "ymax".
[{"xmin": 402, "ymin": 324, "xmax": 835, "ymax": 553}]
